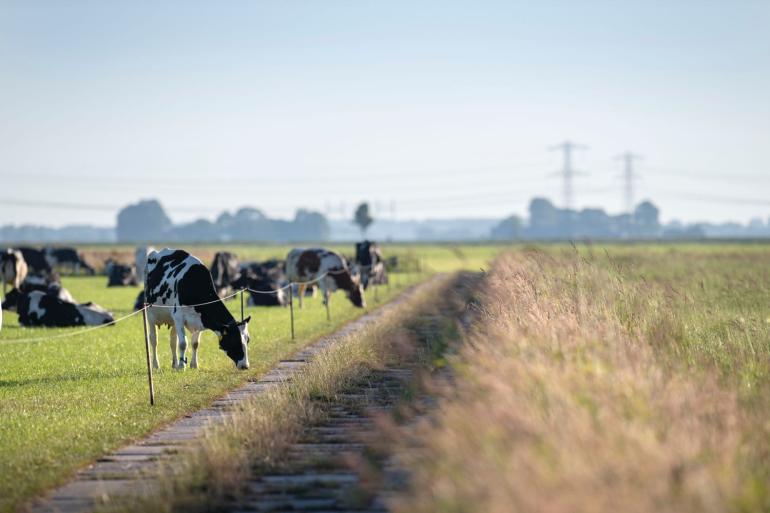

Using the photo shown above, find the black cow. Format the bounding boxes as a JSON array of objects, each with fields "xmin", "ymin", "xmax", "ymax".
[
  {"xmin": 355, "ymin": 240, "xmax": 388, "ymax": 289},
  {"xmin": 145, "ymin": 248, "xmax": 251, "ymax": 370},
  {"xmin": 108, "ymin": 264, "xmax": 139, "ymax": 287},
  {"xmin": 210, "ymin": 252, "xmax": 241, "ymax": 298},
  {"xmin": 2, "ymin": 274, "xmax": 75, "ymax": 311},
  {"xmin": 231, "ymin": 262, "xmax": 287, "ymax": 307},
  {"xmin": 133, "ymin": 289, "xmax": 146, "ymax": 311},
  {"xmin": 45, "ymin": 247, "xmax": 95, "ymax": 275},
  {"xmin": 16, "ymin": 291, "xmax": 114, "ymax": 327},
  {"xmin": 16, "ymin": 247, "xmax": 53, "ymax": 276}
]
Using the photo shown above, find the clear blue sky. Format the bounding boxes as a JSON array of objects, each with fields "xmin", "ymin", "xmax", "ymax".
[{"xmin": 1, "ymin": 0, "xmax": 769, "ymax": 227}]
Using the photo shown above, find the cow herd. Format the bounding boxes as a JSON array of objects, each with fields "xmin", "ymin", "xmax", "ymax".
[
  {"xmin": 1, "ymin": 247, "xmax": 112, "ymax": 329},
  {"xmin": 1, "ymin": 242, "xmax": 391, "ymax": 370}
]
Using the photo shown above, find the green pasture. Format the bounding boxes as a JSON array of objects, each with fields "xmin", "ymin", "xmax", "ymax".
[{"xmin": 0, "ymin": 245, "xmax": 499, "ymax": 513}]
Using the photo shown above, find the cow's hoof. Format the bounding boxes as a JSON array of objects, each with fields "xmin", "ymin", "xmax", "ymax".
[
  {"xmin": 152, "ymin": 361, "xmax": 160, "ymax": 370},
  {"xmin": 190, "ymin": 362, "xmax": 198, "ymax": 369}
]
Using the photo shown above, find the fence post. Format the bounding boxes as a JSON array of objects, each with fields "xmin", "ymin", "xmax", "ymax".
[
  {"xmin": 240, "ymin": 289, "xmax": 244, "ymax": 322},
  {"xmin": 288, "ymin": 285, "xmax": 295, "ymax": 340},
  {"xmin": 141, "ymin": 306, "xmax": 155, "ymax": 406}
]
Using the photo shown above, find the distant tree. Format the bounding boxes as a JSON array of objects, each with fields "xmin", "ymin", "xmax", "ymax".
[
  {"xmin": 527, "ymin": 198, "xmax": 563, "ymax": 239},
  {"xmin": 576, "ymin": 208, "xmax": 612, "ymax": 238},
  {"xmin": 293, "ymin": 209, "xmax": 330, "ymax": 241},
  {"xmin": 633, "ymin": 200, "xmax": 661, "ymax": 238},
  {"xmin": 490, "ymin": 215, "xmax": 523, "ymax": 240},
  {"xmin": 116, "ymin": 199, "xmax": 172, "ymax": 242},
  {"xmin": 353, "ymin": 202, "xmax": 374, "ymax": 237}
]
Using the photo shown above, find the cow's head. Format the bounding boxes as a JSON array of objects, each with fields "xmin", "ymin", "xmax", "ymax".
[
  {"xmin": 347, "ymin": 275, "xmax": 366, "ymax": 308},
  {"xmin": 219, "ymin": 316, "xmax": 251, "ymax": 369}
]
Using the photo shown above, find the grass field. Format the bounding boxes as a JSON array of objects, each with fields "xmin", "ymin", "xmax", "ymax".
[
  {"xmin": 0, "ymin": 244, "xmax": 499, "ymax": 513},
  {"xmin": 393, "ymin": 243, "xmax": 770, "ymax": 513}
]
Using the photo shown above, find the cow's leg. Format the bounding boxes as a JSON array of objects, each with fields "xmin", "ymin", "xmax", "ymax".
[
  {"xmin": 174, "ymin": 319, "xmax": 189, "ymax": 370},
  {"xmin": 297, "ymin": 283, "xmax": 306, "ymax": 309},
  {"xmin": 319, "ymin": 280, "xmax": 329, "ymax": 306},
  {"xmin": 169, "ymin": 326, "xmax": 179, "ymax": 369},
  {"xmin": 190, "ymin": 331, "xmax": 201, "ymax": 369},
  {"xmin": 149, "ymin": 323, "xmax": 160, "ymax": 369}
]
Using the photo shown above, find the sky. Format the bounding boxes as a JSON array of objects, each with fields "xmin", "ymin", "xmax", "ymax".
[{"xmin": 1, "ymin": 0, "xmax": 769, "ymax": 227}]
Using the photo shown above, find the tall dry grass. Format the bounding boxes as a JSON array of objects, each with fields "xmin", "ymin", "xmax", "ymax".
[{"xmin": 393, "ymin": 250, "xmax": 768, "ymax": 513}]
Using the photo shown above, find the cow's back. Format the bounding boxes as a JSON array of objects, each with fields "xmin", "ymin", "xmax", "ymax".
[{"xmin": 145, "ymin": 248, "xmax": 218, "ymax": 307}]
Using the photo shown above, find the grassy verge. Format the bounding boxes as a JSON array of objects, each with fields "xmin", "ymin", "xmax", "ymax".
[
  {"xmin": 101, "ymin": 273, "xmax": 462, "ymax": 513},
  {"xmin": 391, "ymin": 247, "xmax": 770, "ymax": 513}
]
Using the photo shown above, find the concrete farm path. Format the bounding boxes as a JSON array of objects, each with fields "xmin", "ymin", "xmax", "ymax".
[{"xmin": 29, "ymin": 278, "xmax": 439, "ymax": 513}]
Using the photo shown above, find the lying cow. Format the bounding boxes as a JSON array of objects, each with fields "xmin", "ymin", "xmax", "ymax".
[
  {"xmin": 210, "ymin": 251, "xmax": 240, "ymax": 298},
  {"xmin": 44, "ymin": 247, "xmax": 95, "ymax": 275},
  {"xmin": 145, "ymin": 248, "xmax": 251, "ymax": 370},
  {"xmin": 285, "ymin": 248, "xmax": 364, "ymax": 309},
  {"xmin": 231, "ymin": 268, "xmax": 287, "ymax": 307},
  {"xmin": 354, "ymin": 240, "xmax": 388, "ymax": 289},
  {"xmin": 1, "ymin": 249, "xmax": 28, "ymax": 294},
  {"xmin": 16, "ymin": 247, "xmax": 53, "ymax": 276},
  {"xmin": 2, "ymin": 274, "xmax": 75, "ymax": 311},
  {"xmin": 108, "ymin": 264, "xmax": 139, "ymax": 287},
  {"xmin": 16, "ymin": 291, "xmax": 114, "ymax": 327}
]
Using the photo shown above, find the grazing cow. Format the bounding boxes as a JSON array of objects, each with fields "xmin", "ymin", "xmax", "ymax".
[
  {"xmin": 1, "ymin": 249, "xmax": 28, "ymax": 294},
  {"xmin": 16, "ymin": 247, "xmax": 53, "ymax": 276},
  {"xmin": 16, "ymin": 291, "xmax": 114, "ymax": 327},
  {"xmin": 285, "ymin": 248, "xmax": 365, "ymax": 309},
  {"xmin": 107, "ymin": 264, "xmax": 139, "ymax": 287},
  {"xmin": 210, "ymin": 252, "xmax": 240, "ymax": 298},
  {"xmin": 354, "ymin": 240, "xmax": 388, "ymax": 289},
  {"xmin": 44, "ymin": 247, "xmax": 95, "ymax": 275},
  {"xmin": 134, "ymin": 246, "xmax": 156, "ymax": 284},
  {"xmin": 145, "ymin": 248, "xmax": 251, "ymax": 370},
  {"xmin": 2, "ymin": 274, "xmax": 75, "ymax": 311},
  {"xmin": 231, "ymin": 264, "xmax": 287, "ymax": 307}
]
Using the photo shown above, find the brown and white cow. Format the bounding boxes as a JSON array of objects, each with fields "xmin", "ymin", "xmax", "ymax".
[{"xmin": 285, "ymin": 248, "xmax": 365, "ymax": 309}]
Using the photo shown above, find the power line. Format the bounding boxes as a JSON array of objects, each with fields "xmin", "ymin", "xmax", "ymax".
[
  {"xmin": 0, "ymin": 198, "xmax": 224, "ymax": 214},
  {"xmin": 615, "ymin": 151, "xmax": 642, "ymax": 213},
  {"xmin": 549, "ymin": 141, "xmax": 587, "ymax": 209}
]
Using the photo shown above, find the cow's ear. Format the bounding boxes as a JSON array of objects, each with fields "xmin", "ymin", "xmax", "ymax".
[{"xmin": 243, "ymin": 315, "xmax": 251, "ymax": 324}]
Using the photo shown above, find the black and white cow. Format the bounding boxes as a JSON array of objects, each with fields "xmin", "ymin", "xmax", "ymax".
[
  {"xmin": 16, "ymin": 247, "xmax": 53, "ymax": 276},
  {"xmin": 1, "ymin": 249, "xmax": 28, "ymax": 295},
  {"xmin": 231, "ymin": 260, "xmax": 288, "ymax": 307},
  {"xmin": 210, "ymin": 251, "xmax": 240, "ymax": 298},
  {"xmin": 354, "ymin": 240, "xmax": 388, "ymax": 289},
  {"xmin": 44, "ymin": 247, "xmax": 95, "ymax": 275},
  {"xmin": 135, "ymin": 246, "xmax": 156, "ymax": 284},
  {"xmin": 107, "ymin": 264, "xmax": 139, "ymax": 287},
  {"xmin": 145, "ymin": 248, "xmax": 251, "ymax": 370},
  {"xmin": 285, "ymin": 248, "xmax": 365, "ymax": 309},
  {"xmin": 2, "ymin": 274, "xmax": 75, "ymax": 311},
  {"xmin": 16, "ymin": 291, "xmax": 114, "ymax": 327}
]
